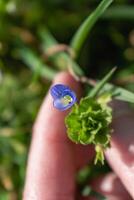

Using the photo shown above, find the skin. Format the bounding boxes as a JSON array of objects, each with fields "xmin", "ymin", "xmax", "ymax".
[{"xmin": 23, "ymin": 72, "xmax": 134, "ymax": 200}]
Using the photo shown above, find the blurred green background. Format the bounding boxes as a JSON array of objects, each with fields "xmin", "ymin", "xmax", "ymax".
[{"xmin": 0, "ymin": 0, "xmax": 134, "ymax": 199}]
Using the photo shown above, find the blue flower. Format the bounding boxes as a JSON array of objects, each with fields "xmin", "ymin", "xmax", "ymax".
[{"xmin": 50, "ymin": 84, "xmax": 77, "ymax": 111}]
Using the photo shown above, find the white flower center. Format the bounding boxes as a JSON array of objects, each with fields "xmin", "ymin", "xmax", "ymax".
[{"xmin": 60, "ymin": 95, "xmax": 73, "ymax": 106}]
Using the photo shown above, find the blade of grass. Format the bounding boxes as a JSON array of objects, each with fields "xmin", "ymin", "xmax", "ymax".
[
  {"xmin": 38, "ymin": 28, "xmax": 134, "ymax": 104},
  {"xmin": 38, "ymin": 28, "xmax": 84, "ymax": 76},
  {"xmin": 100, "ymin": 83, "xmax": 134, "ymax": 103},
  {"xmin": 89, "ymin": 67, "xmax": 116, "ymax": 98},
  {"xmin": 18, "ymin": 47, "xmax": 57, "ymax": 80},
  {"xmin": 38, "ymin": 27, "xmax": 58, "ymax": 48},
  {"xmin": 70, "ymin": 0, "xmax": 113, "ymax": 58},
  {"xmin": 103, "ymin": 5, "xmax": 134, "ymax": 20}
]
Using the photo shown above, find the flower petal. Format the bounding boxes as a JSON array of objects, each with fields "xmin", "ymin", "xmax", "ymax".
[{"xmin": 50, "ymin": 84, "xmax": 77, "ymax": 111}]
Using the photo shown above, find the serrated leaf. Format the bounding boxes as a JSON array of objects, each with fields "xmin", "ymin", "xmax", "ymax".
[{"xmin": 65, "ymin": 96, "xmax": 112, "ymax": 164}]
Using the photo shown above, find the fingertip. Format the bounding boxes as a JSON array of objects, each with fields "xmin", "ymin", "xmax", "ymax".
[
  {"xmin": 53, "ymin": 72, "xmax": 75, "ymax": 85},
  {"xmin": 53, "ymin": 71, "xmax": 72, "ymax": 82}
]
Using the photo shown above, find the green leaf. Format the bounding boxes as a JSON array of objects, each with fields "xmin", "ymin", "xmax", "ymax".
[
  {"xmin": 89, "ymin": 67, "xmax": 116, "ymax": 98},
  {"xmin": 65, "ymin": 96, "xmax": 112, "ymax": 164},
  {"xmin": 88, "ymin": 67, "xmax": 134, "ymax": 104},
  {"xmin": 100, "ymin": 83, "xmax": 134, "ymax": 104},
  {"xmin": 70, "ymin": 0, "xmax": 114, "ymax": 57}
]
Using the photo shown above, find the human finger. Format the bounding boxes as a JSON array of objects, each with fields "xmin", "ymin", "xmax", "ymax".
[
  {"xmin": 105, "ymin": 101, "xmax": 134, "ymax": 198},
  {"xmin": 23, "ymin": 72, "xmax": 81, "ymax": 200}
]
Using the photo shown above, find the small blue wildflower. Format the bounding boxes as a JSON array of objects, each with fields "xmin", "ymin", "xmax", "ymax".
[{"xmin": 50, "ymin": 84, "xmax": 77, "ymax": 111}]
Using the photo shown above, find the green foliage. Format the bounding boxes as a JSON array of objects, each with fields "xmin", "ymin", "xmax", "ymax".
[
  {"xmin": 103, "ymin": 5, "xmax": 134, "ymax": 20},
  {"xmin": 81, "ymin": 185, "xmax": 107, "ymax": 199},
  {"xmin": 66, "ymin": 96, "xmax": 112, "ymax": 164},
  {"xmin": 71, "ymin": 0, "xmax": 114, "ymax": 57},
  {"xmin": 38, "ymin": 28, "xmax": 84, "ymax": 76},
  {"xmin": 89, "ymin": 67, "xmax": 116, "ymax": 98},
  {"xmin": 65, "ymin": 66, "xmax": 134, "ymax": 164},
  {"xmin": 99, "ymin": 83, "xmax": 134, "ymax": 104},
  {"xmin": 89, "ymin": 67, "xmax": 134, "ymax": 103},
  {"xmin": 0, "ymin": 0, "xmax": 134, "ymax": 198},
  {"xmin": 0, "ymin": 72, "xmax": 47, "ymax": 198},
  {"xmin": 18, "ymin": 46, "xmax": 57, "ymax": 80}
]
